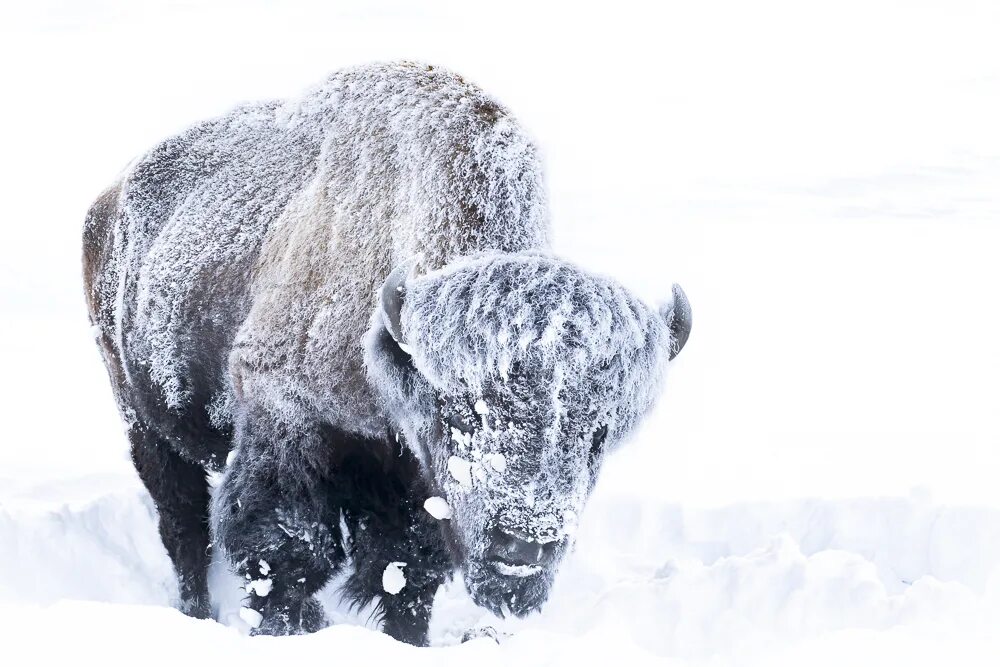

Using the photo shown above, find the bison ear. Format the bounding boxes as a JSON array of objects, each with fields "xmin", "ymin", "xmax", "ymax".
[
  {"xmin": 660, "ymin": 283, "xmax": 692, "ymax": 361},
  {"xmin": 379, "ymin": 259, "xmax": 418, "ymax": 355}
]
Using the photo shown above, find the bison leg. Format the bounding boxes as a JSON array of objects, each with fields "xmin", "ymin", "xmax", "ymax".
[
  {"xmin": 130, "ymin": 424, "xmax": 212, "ymax": 618},
  {"xmin": 211, "ymin": 404, "xmax": 344, "ymax": 635},
  {"xmin": 342, "ymin": 504, "xmax": 452, "ymax": 646}
]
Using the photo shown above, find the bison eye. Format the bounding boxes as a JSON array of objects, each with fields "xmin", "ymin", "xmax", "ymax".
[{"xmin": 591, "ymin": 424, "xmax": 608, "ymax": 453}]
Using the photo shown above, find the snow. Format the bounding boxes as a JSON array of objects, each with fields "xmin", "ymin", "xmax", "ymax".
[
  {"xmin": 3, "ymin": 0, "xmax": 1000, "ymax": 665},
  {"xmin": 246, "ymin": 579, "xmax": 273, "ymax": 597},
  {"xmin": 474, "ymin": 400, "xmax": 489, "ymax": 416},
  {"xmin": 4, "ymin": 483, "xmax": 1000, "ymax": 663},
  {"xmin": 238, "ymin": 607, "xmax": 263, "ymax": 629},
  {"xmin": 491, "ymin": 562, "xmax": 542, "ymax": 578},
  {"xmin": 382, "ymin": 562, "xmax": 407, "ymax": 595},
  {"xmin": 424, "ymin": 496, "xmax": 454, "ymax": 520},
  {"xmin": 486, "ymin": 453, "xmax": 507, "ymax": 474},
  {"xmin": 447, "ymin": 456, "xmax": 474, "ymax": 489},
  {"xmin": 450, "ymin": 427, "xmax": 472, "ymax": 450}
]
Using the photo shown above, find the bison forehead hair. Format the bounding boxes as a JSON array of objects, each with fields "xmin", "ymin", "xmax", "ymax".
[
  {"xmin": 405, "ymin": 251, "xmax": 672, "ymax": 429},
  {"xmin": 367, "ymin": 252, "xmax": 678, "ymax": 452}
]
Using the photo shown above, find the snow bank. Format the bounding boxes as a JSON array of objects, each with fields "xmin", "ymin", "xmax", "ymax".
[
  {"xmin": 0, "ymin": 474, "xmax": 175, "ymax": 607},
  {"xmin": 3, "ymin": 478, "xmax": 1000, "ymax": 664}
]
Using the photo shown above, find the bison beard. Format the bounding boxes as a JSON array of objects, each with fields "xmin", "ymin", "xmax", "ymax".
[{"xmin": 82, "ymin": 61, "xmax": 691, "ymax": 646}]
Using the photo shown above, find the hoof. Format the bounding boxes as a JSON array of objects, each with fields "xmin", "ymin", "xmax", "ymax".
[
  {"xmin": 178, "ymin": 594, "xmax": 212, "ymax": 620},
  {"xmin": 250, "ymin": 597, "xmax": 328, "ymax": 636},
  {"xmin": 461, "ymin": 626, "xmax": 501, "ymax": 644}
]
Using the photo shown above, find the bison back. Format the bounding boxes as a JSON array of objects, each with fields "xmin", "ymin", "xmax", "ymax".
[{"xmin": 84, "ymin": 61, "xmax": 549, "ymax": 450}]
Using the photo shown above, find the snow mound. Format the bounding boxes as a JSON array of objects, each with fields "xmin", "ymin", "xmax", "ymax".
[
  {"xmin": 0, "ymin": 474, "xmax": 175, "ymax": 607},
  {"xmin": 3, "ymin": 477, "xmax": 1000, "ymax": 664}
]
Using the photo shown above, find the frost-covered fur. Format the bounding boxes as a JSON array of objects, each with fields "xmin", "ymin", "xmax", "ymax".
[
  {"xmin": 85, "ymin": 61, "xmax": 547, "ymax": 448},
  {"xmin": 365, "ymin": 252, "xmax": 676, "ymax": 615},
  {"xmin": 82, "ymin": 61, "xmax": 688, "ymax": 646}
]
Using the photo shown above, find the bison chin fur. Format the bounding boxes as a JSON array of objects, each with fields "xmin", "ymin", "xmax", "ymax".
[{"xmin": 463, "ymin": 566, "xmax": 556, "ymax": 619}]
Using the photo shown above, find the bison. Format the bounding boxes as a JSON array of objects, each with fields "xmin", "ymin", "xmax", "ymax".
[{"xmin": 82, "ymin": 61, "xmax": 691, "ymax": 645}]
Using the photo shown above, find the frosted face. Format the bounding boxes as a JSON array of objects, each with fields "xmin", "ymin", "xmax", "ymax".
[
  {"xmin": 425, "ymin": 364, "xmax": 610, "ymax": 617},
  {"xmin": 365, "ymin": 253, "xmax": 684, "ymax": 617}
]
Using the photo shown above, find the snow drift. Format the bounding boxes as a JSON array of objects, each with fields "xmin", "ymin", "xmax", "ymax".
[{"xmin": 2, "ymin": 475, "xmax": 1000, "ymax": 665}]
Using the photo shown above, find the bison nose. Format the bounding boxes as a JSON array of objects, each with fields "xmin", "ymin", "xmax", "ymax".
[{"xmin": 488, "ymin": 528, "xmax": 559, "ymax": 568}]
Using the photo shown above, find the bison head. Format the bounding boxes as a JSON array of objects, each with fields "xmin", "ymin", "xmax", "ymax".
[{"xmin": 364, "ymin": 252, "xmax": 690, "ymax": 617}]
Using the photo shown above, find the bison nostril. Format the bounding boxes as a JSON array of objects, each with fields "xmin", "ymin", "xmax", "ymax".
[
  {"xmin": 507, "ymin": 537, "xmax": 543, "ymax": 565},
  {"xmin": 489, "ymin": 529, "xmax": 558, "ymax": 567}
]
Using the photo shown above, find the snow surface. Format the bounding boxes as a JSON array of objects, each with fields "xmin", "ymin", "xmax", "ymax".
[
  {"xmin": 2, "ymin": 0, "xmax": 1000, "ymax": 665},
  {"xmin": 3, "ymin": 480, "xmax": 1000, "ymax": 664}
]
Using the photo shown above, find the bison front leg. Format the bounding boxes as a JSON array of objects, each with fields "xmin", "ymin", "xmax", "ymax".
[
  {"xmin": 211, "ymin": 404, "xmax": 344, "ymax": 635},
  {"xmin": 343, "ymin": 506, "xmax": 452, "ymax": 646}
]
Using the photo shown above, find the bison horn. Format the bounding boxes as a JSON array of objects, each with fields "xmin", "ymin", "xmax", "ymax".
[
  {"xmin": 662, "ymin": 283, "xmax": 692, "ymax": 361},
  {"xmin": 379, "ymin": 258, "xmax": 419, "ymax": 352}
]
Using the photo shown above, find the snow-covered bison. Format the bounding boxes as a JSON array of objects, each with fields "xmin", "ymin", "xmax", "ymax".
[{"xmin": 82, "ymin": 61, "xmax": 691, "ymax": 645}]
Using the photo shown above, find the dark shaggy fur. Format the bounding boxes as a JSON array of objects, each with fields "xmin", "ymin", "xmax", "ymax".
[{"xmin": 212, "ymin": 407, "xmax": 450, "ymax": 642}]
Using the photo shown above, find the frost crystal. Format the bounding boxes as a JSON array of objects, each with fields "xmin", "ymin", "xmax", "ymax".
[
  {"xmin": 382, "ymin": 562, "xmax": 407, "ymax": 595},
  {"xmin": 424, "ymin": 496, "xmax": 453, "ymax": 520}
]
